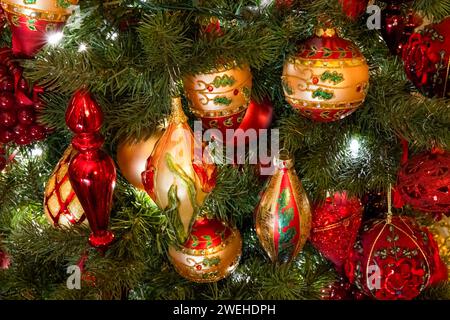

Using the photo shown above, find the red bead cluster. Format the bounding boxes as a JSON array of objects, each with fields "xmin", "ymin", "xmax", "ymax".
[{"xmin": 0, "ymin": 48, "xmax": 48, "ymax": 146}]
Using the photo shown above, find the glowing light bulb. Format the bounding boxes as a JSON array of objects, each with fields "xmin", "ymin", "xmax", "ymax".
[
  {"xmin": 47, "ymin": 32, "xmax": 64, "ymax": 46},
  {"xmin": 78, "ymin": 43, "xmax": 87, "ymax": 52},
  {"xmin": 349, "ymin": 138, "xmax": 361, "ymax": 158},
  {"xmin": 31, "ymin": 146, "xmax": 43, "ymax": 157}
]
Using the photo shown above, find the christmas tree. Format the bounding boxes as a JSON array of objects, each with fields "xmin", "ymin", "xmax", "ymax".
[{"xmin": 0, "ymin": 0, "xmax": 449, "ymax": 301}]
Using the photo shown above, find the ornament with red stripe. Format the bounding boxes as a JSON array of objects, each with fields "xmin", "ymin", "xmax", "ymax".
[
  {"xmin": 168, "ymin": 215, "xmax": 242, "ymax": 283},
  {"xmin": 0, "ymin": 0, "xmax": 78, "ymax": 57},
  {"xmin": 43, "ymin": 145, "xmax": 87, "ymax": 228},
  {"xmin": 254, "ymin": 151, "xmax": 311, "ymax": 263}
]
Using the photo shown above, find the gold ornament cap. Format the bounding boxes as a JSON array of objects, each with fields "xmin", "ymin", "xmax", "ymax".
[
  {"xmin": 169, "ymin": 97, "xmax": 188, "ymax": 124},
  {"xmin": 273, "ymin": 150, "xmax": 294, "ymax": 170}
]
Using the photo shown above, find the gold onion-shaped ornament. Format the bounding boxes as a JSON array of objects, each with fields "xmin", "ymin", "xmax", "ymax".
[
  {"xmin": 282, "ymin": 25, "xmax": 369, "ymax": 122},
  {"xmin": 141, "ymin": 97, "xmax": 217, "ymax": 243},
  {"xmin": 43, "ymin": 145, "xmax": 87, "ymax": 228},
  {"xmin": 429, "ymin": 216, "xmax": 450, "ymax": 280},
  {"xmin": 254, "ymin": 152, "xmax": 312, "ymax": 263},
  {"xmin": 183, "ymin": 61, "xmax": 253, "ymax": 134}
]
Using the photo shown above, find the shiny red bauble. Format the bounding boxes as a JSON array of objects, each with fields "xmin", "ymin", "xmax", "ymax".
[
  {"xmin": 310, "ymin": 192, "xmax": 363, "ymax": 270},
  {"xmin": 345, "ymin": 215, "xmax": 448, "ymax": 300},
  {"xmin": 339, "ymin": 0, "xmax": 369, "ymax": 20},
  {"xmin": 66, "ymin": 89, "xmax": 116, "ymax": 250},
  {"xmin": 402, "ymin": 17, "xmax": 450, "ymax": 98},
  {"xmin": 397, "ymin": 149, "xmax": 450, "ymax": 215}
]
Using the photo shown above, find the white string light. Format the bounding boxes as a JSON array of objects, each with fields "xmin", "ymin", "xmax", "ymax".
[
  {"xmin": 349, "ymin": 138, "xmax": 361, "ymax": 158},
  {"xmin": 30, "ymin": 146, "xmax": 43, "ymax": 158},
  {"xmin": 78, "ymin": 43, "xmax": 88, "ymax": 52},
  {"xmin": 47, "ymin": 31, "xmax": 64, "ymax": 46}
]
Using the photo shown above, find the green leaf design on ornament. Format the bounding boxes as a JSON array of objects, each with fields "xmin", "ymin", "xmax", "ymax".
[
  {"xmin": 202, "ymin": 235, "xmax": 213, "ymax": 247},
  {"xmin": 277, "ymin": 188, "xmax": 296, "ymax": 256},
  {"xmin": 282, "ymin": 80, "xmax": 293, "ymax": 95},
  {"xmin": 212, "ymin": 74, "xmax": 236, "ymax": 88},
  {"xmin": 165, "ymin": 153, "xmax": 201, "ymax": 244},
  {"xmin": 320, "ymin": 71, "xmax": 344, "ymax": 84},
  {"xmin": 202, "ymin": 256, "xmax": 221, "ymax": 267},
  {"xmin": 27, "ymin": 19, "xmax": 37, "ymax": 31},
  {"xmin": 242, "ymin": 86, "xmax": 250, "ymax": 100},
  {"xmin": 191, "ymin": 234, "xmax": 199, "ymax": 247},
  {"xmin": 312, "ymin": 88, "xmax": 333, "ymax": 100},
  {"xmin": 165, "ymin": 184, "xmax": 187, "ymax": 244},
  {"xmin": 213, "ymin": 96, "xmax": 232, "ymax": 106},
  {"xmin": 322, "ymin": 47, "xmax": 332, "ymax": 57},
  {"xmin": 23, "ymin": 0, "xmax": 37, "ymax": 4},
  {"xmin": 11, "ymin": 15, "xmax": 20, "ymax": 27}
]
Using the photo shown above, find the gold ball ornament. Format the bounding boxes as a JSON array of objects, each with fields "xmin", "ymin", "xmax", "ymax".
[
  {"xmin": 429, "ymin": 216, "xmax": 450, "ymax": 280},
  {"xmin": 168, "ymin": 216, "xmax": 242, "ymax": 283},
  {"xmin": 117, "ymin": 128, "xmax": 165, "ymax": 190},
  {"xmin": 183, "ymin": 61, "xmax": 253, "ymax": 133},
  {"xmin": 282, "ymin": 26, "xmax": 369, "ymax": 122},
  {"xmin": 43, "ymin": 146, "xmax": 87, "ymax": 228}
]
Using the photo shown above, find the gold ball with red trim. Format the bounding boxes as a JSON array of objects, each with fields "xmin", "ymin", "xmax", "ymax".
[
  {"xmin": 282, "ymin": 27, "xmax": 369, "ymax": 122},
  {"xmin": 168, "ymin": 216, "xmax": 242, "ymax": 283},
  {"xmin": 183, "ymin": 61, "xmax": 252, "ymax": 134},
  {"xmin": 43, "ymin": 145, "xmax": 87, "ymax": 228}
]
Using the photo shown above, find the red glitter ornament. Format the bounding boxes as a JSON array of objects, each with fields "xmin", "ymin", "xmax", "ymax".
[
  {"xmin": 66, "ymin": 88, "xmax": 116, "ymax": 250},
  {"xmin": 402, "ymin": 17, "xmax": 450, "ymax": 98},
  {"xmin": 310, "ymin": 192, "xmax": 363, "ymax": 270},
  {"xmin": 396, "ymin": 149, "xmax": 450, "ymax": 216},
  {"xmin": 345, "ymin": 215, "xmax": 448, "ymax": 300}
]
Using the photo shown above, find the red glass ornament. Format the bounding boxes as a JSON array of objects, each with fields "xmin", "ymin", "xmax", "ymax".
[
  {"xmin": 345, "ymin": 216, "xmax": 448, "ymax": 300},
  {"xmin": 229, "ymin": 98, "xmax": 274, "ymax": 145},
  {"xmin": 0, "ymin": 129, "xmax": 13, "ymax": 143},
  {"xmin": 0, "ymin": 249, "xmax": 10, "ymax": 269},
  {"xmin": 0, "ymin": 109, "xmax": 16, "ymax": 127},
  {"xmin": 0, "ymin": 77, "xmax": 13, "ymax": 91},
  {"xmin": 402, "ymin": 17, "xmax": 450, "ymax": 98},
  {"xmin": 381, "ymin": 4, "xmax": 405, "ymax": 55},
  {"xmin": 17, "ymin": 108, "xmax": 35, "ymax": 125},
  {"xmin": 29, "ymin": 124, "xmax": 46, "ymax": 141},
  {"xmin": 66, "ymin": 88, "xmax": 116, "ymax": 250},
  {"xmin": 0, "ymin": 92, "xmax": 15, "ymax": 109},
  {"xmin": 13, "ymin": 124, "xmax": 31, "ymax": 145},
  {"xmin": 397, "ymin": 149, "xmax": 450, "ymax": 215},
  {"xmin": 310, "ymin": 192, "xmax": 363, "ymax": 270},
  {"xmin": 339, "ymin": 0, "xmax": 369, "ymax": 20}
]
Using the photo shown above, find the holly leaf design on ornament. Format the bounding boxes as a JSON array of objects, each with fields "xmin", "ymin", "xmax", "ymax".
[
  {"xmin": 322, "ymin": 47, "xmax": 332, "ymax": 58},
  {"xmin": 24, "ymin": 0, "xmax": 37, "ymax": 4},
  {"xmin": 312, "ymin": 88, "xmax": 333, "ymax": 100},
  {"xmin": 27, "ymin": 19, "xmax": 37, "ymax": 31},
  {"xmin": 202, "ymin": 235, "xmax": 213, "ymax": 247},
  {"xmin": 321, "ymin": 71, "xmax": 344, "ymax": 84},
  {"xmin": 191, "ymin": 235, "xmax": 199, "ymax": 247},
  {"xmin": 11, "ymin": 15, "xmax": 20, "ymax": 27},
  {"xmin": 213, "ymin": 96, "xmax": 232, "ymax": 106},
  {"xmin": 165, "ymin": 184, "xmax": 188, "ymax": 245},
  {"xmin": 212, "ymin": 75, "xmax": 236, "ymax": 88},
  {"xmin": 202, "ymin": 256, "xmax": 220, "ymax": 267}
]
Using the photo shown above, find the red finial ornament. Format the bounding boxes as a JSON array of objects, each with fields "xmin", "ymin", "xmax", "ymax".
[{"xmin": 66, "ymin": 88, "xmax": 116, "ymax": 250}]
